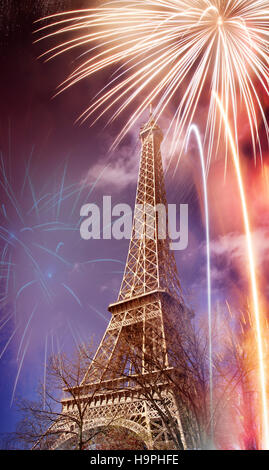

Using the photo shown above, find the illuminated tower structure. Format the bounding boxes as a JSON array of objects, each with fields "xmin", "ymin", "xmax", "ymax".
[{"xmin": 51, "ymin": 113, "xmax": 194, "ymax": 450}]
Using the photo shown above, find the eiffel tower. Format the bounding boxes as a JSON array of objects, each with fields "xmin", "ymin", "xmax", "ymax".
[{"xmin": 52, "ymin": 112, "xmax": 194, "ymax": 450}]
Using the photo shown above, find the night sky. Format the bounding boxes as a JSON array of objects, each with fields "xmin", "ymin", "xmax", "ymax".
[{"xmin": 0, "ymin": 0, "xmax": 268, "ymax": 445}]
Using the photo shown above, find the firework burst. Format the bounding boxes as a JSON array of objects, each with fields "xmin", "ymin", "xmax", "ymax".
[
  {"xmin": 0, "ymin": 149, "xmax": 123, "ymax": 403},
  {"xmin": 35, "ymin": 1, "xmax": 269, "ymax": 447},
  {"xmin": 36, "ymin": 0, "xmax": 269, "ymax": 168}
]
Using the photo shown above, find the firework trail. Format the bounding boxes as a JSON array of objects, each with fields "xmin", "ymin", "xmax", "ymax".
[
  {"xmin": 215, "ymin": 94, "xmax": 269, "ymax": 449},
  {"xmin": 35, "ymin": 0, "xmax": 269, "ymax": 165},
  {"xmin": 34, "ymin": 0, "xmax": 269, "ymax": 447},
  {"xmin": 186, "ymin": 124, "xmax": 213, "ymax": 441},
  {"xmin": 0, "ymin": 150, "xmax": 124, "ymax": 404}
]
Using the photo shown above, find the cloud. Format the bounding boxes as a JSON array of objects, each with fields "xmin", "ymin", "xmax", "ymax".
[
  {"xmin": 85, "ymin": 151, "xmax": 139, "ymax": 192},
  {"xmin": 210, "ymin": 229, "xmax": 269, "ymax": 268},
  {"xmin": 189, "ymin": 229, "xmax": 269, "ymax": 298},
  {"xmin": 81, "ymin": 121, "xmax": 142, "ymax": 192}
]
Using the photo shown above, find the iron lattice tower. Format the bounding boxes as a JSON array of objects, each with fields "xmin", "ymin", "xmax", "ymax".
[{"xmin": 52, "ymin": 114, "xmax": 194, "ymax": 450}]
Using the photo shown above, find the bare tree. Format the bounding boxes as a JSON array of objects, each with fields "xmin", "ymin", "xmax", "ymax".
[
  {"xmin": 118, "ymin": 316, "xmax": 211, "ymax": 449},
  {"xmin": 213, "ymin": 304, "xmax": 264, "ymax": 450},
  {"xmin": 10, "ymin": 344, "xmax": 119, "ymax": 450},
  {"xmin": 11, "ymin": 313, "xmax": 209, "ymax": 450},
  {"xmin": 8, "ymin": 302, "xmax": 263, "ymax": 451},
  {"xmin": 82, "ymin": 303, "xmax": 263, "ymax": 450},
  {"xmin": 76, "ymin": 308, "xmax": 211, "ymax": 450}
]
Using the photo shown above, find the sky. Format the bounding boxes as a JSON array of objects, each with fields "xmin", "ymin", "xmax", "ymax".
[{"xmin": 0, "ymin": 0, "xmax": 269, "ymax": 445}]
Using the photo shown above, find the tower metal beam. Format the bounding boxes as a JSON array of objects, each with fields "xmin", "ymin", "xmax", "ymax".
[{"xmin": 50, "ymin": 114, "xmax": 193, "ymax": 450}]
